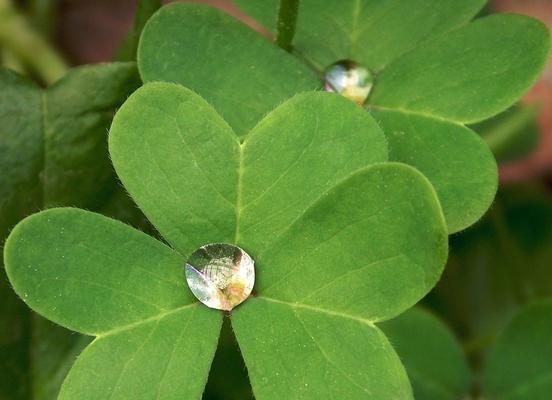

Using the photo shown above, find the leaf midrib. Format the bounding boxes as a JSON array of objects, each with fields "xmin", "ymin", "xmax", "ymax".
[
  {"xmin": 95, "ymin": 303, "xmax": 198, "ymax": 338},
  {"xmin": 496, "ymin": 369, "xmax": 552, "ymax": 400},
  {"xmin": 292, "ymin": 306, "xmax": 372, "ymax": 395},
  {"xmin": 257, "ymin": 295, "xmax": 376, "ymax": 327}
]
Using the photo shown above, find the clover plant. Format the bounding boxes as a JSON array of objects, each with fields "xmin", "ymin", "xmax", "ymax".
[{"xmin": 0, "ymin": 0, "xmax": 551, "ymax": 399}]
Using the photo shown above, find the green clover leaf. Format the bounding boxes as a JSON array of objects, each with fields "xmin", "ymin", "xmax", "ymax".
[
  {"xmin": 138, "ymin": 2, "xmax": 550, "ymax": 233},
  {"xmin": 4, "ymin": 82, "xmax": 448, "ymax": 399}
]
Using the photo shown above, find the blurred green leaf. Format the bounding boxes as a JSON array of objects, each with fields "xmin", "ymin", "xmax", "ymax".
[
  {"xmin": 472, "ymin": 104, "xmax": 540, "ymax": 163},
  {"xmin": 0, "ymin": 63, "xmax": 140, "ymax": 232},
  {"xmin": 30, "ymin": 318, "xmax": 90, "ymax": 400},
  {"xmin": 380, "ymin": 307, "xmax": 471, "ymax": 400},
  {"xmin": 0, "ymin": 63, "xmax": 140, "ymax": 400},
  {"xmin": 483, "ymin": 299, "xmax": 552, "ymax": 400},
  {"xmin": 433, "ymin": 184, "xmax": 552, "ymax": 351},
  {"xmin": 0, "ymin": 0, "xmax": 67, "ymax": 84}
]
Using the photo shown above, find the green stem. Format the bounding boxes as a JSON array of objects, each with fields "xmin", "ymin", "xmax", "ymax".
[
  {"xmin": 27, "ymin": 0, "xmax": 59, "ymax": 39},
  {"xmin": 1, "ymin": 46, "xmax": 25, "ymax": 74},
  {"xmin": 276, "ymin": 0, "xmax": 299, "ymax": 52},
  {"xmin": 115, "ymin": 0, "xmax": 161, "ymax": 61},
  {"xmin": 0, "ymin": 0, "xmax": 67, "ymax": 84},
  {"xmin": 130, "ymin": 0, "xmax": 161, "ymax": 59}
]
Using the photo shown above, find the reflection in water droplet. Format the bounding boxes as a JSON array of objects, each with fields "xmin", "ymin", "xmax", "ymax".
[
  {"xmin": 185, "ymin": 243, "xmax": 255, "ymax": 311},
  {"xmin": 324, "ymin": 60, "xmax": 373, "ymax": 105}
]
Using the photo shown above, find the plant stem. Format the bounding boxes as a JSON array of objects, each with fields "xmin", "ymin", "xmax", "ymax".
[
  {"xmin": 114, "ymin": 0, "xmax": 162, "ymax": 61},
  {"xmin": 27, "ymin": 0, "xmax": 59, "ymax": 39},
  {"xmin": 131, "ymin": 0, "xmax": 161, "ymax": 59},
  {"xmin": 0, "ymin": 0, "xmax": 67, "ymax": 84},
  {"xmin": 276, "ymin": 0, "xmax": 299, "ymax": 52}
]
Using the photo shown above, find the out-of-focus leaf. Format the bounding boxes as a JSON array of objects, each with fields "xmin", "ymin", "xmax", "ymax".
[
  {"xmin": 472, "ymin": 104, "xmax": 540, "ymax": 163},
  {"xmin": 483, "ymin": 299, "xmax": 552, "ymax": 400},
  {"xmin": 0, "ymin": 63, "xmax": 140, "ymax": 400},
  {"xmin": 30, "ymin": 318, "xmax": 90, "ymax": 400},
  {"xmin": 432, "ymin": 184, "xmax": 552, "ymax": 350},
  {"xmin": 380, "ymin": 307, "xmax": 471, "ymax": 400}
]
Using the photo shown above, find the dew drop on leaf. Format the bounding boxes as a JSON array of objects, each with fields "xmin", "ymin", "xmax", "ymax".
[
  {"xmin": 324, "ymin": 60, "xmax": 373, "ymax": 105},
  {"xmin": 185, "ymin": 243, "xmax": 255, "ymax": 311}
]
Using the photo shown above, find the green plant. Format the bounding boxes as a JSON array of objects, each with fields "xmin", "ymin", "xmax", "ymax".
[
  {"xmin": 137, "ymin": 1, "xmax": 549, "ymax": 233},
  {"xmin": 6, "ymin": 83, "xmax": 449, "ymax": 398},
  {"xmin": 0, "ymin": 1, "xmax": 551, "ymax": 399}
]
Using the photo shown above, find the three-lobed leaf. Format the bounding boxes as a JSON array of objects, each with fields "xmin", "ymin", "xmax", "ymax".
[
  {"xmin": 111, "ymin": 83, "xmax": 447, "ymax": 398},
  {"xmin": 5, "ymin": 82, "xmax": 449, "ymax": 399},
  {"xmin": 133, "ymin": 1, "xmax": 551, "ymax": 234}
]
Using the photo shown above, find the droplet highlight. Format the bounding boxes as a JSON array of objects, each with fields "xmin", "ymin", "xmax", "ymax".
[
  {"xmin": 324, "ymin": 60, "xmax": 373, "ymax": 105},
  {"xmin": 185, "ymin": 243, "xmax": 255, "ymax": 311}
]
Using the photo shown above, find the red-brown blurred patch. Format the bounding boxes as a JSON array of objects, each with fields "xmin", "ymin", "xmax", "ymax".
[
  {"xmin": 57, "ymin": 0, "xmax": 267, "ymax": 64},
  {"xmin": 492, "ymin": 0, "xmax": 552, "ymax": 182}
]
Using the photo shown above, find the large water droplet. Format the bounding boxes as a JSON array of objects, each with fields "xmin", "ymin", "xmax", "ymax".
[
  {"xmin": 324, "ymin": 60, "xmax": 373, "ymax": 105},
  {"xmin": 185, "ymin": 243, "xmax": 255, "ymax": 311}
]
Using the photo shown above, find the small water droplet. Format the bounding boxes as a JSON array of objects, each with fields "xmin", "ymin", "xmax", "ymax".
[
  {"xmin": 185, "ymin": 243, "xmax": 255, "ymax": 311},
  {"xmin": 324, "ymin": 60, "xmax": 373, "ymax": 105}
]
